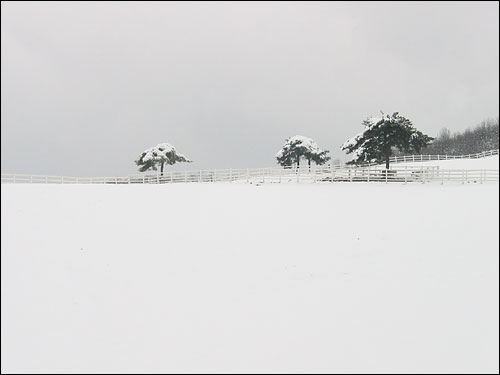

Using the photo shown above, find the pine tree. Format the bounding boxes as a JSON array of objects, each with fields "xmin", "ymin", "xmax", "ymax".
[
  {"xmin": 276, "ymin": 136, "xmax": 330, "ymax": 167},
  {"xmin": 307, "ymin": 149, "xmax": 331, "ymax": 168},
  {"xmin": 341, "ymin": 112, "xmax": 433, "ymax": 169},
  {"xmin": 135, "ymin": 143, "xmax": 192, "ymax": 175}
]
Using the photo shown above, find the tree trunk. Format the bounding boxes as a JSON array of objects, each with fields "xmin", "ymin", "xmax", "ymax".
[
  {"xmin": 308, "ymin": 158, "xmax": 311, "ymax": 169},
  {"xmin": 385, "ymin": 156, "xmax": 390, "ymax": 170},
  {"xmin": 160, "ymin": 162, "xmax": 164, "ymax": 176}
]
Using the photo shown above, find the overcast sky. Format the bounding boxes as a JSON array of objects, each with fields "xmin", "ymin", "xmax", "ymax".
[{"xmin": 1, "ymin": 1, "xmax": 498, "ymax": 176}]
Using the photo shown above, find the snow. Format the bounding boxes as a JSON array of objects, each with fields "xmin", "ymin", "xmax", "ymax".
[
  {"xmin": 391, "ymin": 154, "xmax": 499, "ymax": 169},
  {"xmin": 142, "ymin": 142, "xmax": 175, "ymax": 162},
  {"xmin": 2, "ymin": 182, "xmax": 498, "ymax": 373},
  {"xmin": 286, "ymin": 135, "xmax": 320, "ymax": 150},
  {"xmin": 277, "ymin": 135, "xmax": 326, "ymax": 156},
  {"xmin": 367, "ymin": 116, "xmax": 383, "ymax": 127},
  {"xmin": 341, "ymin": 133, "xmax": 362, "ymax": 150},
  {"xmin": 141, "ymin": 143, "xmax": 191, "ymax": 163},
  {"xmin": 341, "ymin": 113, "xmax": 402, "ymax": 154}
]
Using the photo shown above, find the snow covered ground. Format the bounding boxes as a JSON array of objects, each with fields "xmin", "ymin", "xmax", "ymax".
[
  {"xmin": 1, "ymin": 181, "xmax": 498, "ymax": 374},
  {"xmin": 387, "ymin": 154, "xmax": 499, "ymax": 169}
]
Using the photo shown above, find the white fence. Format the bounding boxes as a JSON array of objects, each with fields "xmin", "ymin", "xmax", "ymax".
[
  {"xmin": 2, "ymin": 149, "xmax": 498, "ymax": 185},
  {"xmin": 388, "ymin": 149, "xmax": 499, "ymax": 165},
  {"xmin": 2, "ymin": 165, "xmax": 498, "ymax": 185}
]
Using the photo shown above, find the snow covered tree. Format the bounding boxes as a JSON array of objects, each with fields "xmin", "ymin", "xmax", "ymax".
[
  {"xmin": 341, "ymin": 112, "xmax": 433, "ymax": 169},
  {"xmin": 276, "ymin": 135, "xmax": 330, "ymax": 167},
  {"xmin": 135, "ymin": 143, "xmax": 192, "ymax": 175},
  {"xmin": 307, "ymin": 149, "xmax": 331, "ymax": 167},
  {"xmin": 419, "ymin": 118, "xmax": 499, "ymax": 155}
]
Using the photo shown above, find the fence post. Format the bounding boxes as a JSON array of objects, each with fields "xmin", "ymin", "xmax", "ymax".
[
  {"xmin": 462, "ymin": 170, "xmax": 465, "ymax": 184},
  {"xmin": 405, "ymin": 166, "xmax": 407, "ymax": 184},
  {"xmin": 279, "ymin": 168, "xmax": 282, "ymax": 183},
  {"xmin": 412, "ymin": 155, "xmax": 415, "ymax": 162},
  {"xmin": 229, "ymin": 169, "xmax": 232, "ymax": 183},
  {"xmin": 246, "ymin": 169, "xmax": 249, "ymax": 183},
  {"xmin": 367, "ymin": 166, "xmax": 370, "ymax": 183}
]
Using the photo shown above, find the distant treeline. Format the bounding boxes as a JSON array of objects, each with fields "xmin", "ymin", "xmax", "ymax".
[{"xmin": 397, "ymin": 118, "xmax": 499, "ymax": 156}]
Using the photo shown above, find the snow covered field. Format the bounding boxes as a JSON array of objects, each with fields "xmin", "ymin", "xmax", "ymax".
[{"xmin": 1, "ymin": 182, "xmax": 499, "ymax": 373}]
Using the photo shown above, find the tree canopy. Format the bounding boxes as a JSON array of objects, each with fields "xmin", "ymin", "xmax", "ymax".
[
  {"xmin": 341, "ymin": 112, "xmax": 433, "ymax": 169},
  {"xmin": 135, "ymin": 143, "xmax": 192, "ymax": 174},
  {"xmin": 276, "ymin": 136, "xmax": 330, "ymax": 167}
]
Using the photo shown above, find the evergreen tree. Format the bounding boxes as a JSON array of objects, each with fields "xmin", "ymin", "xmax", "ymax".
[
  {"xmin": 341, "ymin": 112, "xmax": 433, "ymax": 169},
  {"xmin": 135, "ymin": 143, "xmax": 192, "ymax": 175},
  {"xmin": 276, "ymin": 136, "xmax": 330, "ymax": 167},
  {"xmin": 308, "ymin": 149, "xmax": 331, "ymax": 167}
]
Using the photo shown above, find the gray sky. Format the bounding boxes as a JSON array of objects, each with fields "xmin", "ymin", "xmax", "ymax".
[{"xmin": 1, "ymin": 1, "xmax": 499, "ymax": 176}]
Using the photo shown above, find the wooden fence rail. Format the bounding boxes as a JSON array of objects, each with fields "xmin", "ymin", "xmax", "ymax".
[
  {"xmin": 388, "ymin": 149, "xmax": 499, "ymax": 165},
  {"xmin": 2, "ymin": 150, "xmax": 498, "ymax": 185},
  {"xmin": 2, "ymin": 166, "xmax": 498, "ymax": 185}
]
